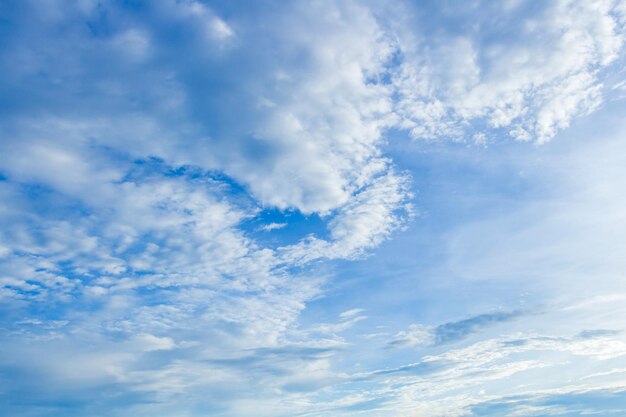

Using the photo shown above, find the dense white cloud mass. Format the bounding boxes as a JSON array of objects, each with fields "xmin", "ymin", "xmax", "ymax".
[{"xmin": 1, "ymin": 0, "xmax": 626, "ymax": 416}]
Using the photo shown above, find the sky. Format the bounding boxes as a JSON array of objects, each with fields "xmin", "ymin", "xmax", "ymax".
[{"xmin": 1, "ymin": 1, "xmax": 626, "ymax": 416}]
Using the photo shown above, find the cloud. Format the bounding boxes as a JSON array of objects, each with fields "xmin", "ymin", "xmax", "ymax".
[
  {"xmin": 308, "ymin": 309, "xmax": 368, "ymax": 335},
  {"xmin": 278, "ymin": 169, "xmax": 413, "ymax": 263},
  {"xmin": 348, "ymin": 330, "xmax": 626, "ymax": 417},
  {"xmin": 388, "ymin": 311, "xmax": 523, "ymax": 348},
  {"xmin": 258, "ymin": 222, "xmax": 287, "ymax": 232},
  {"xmin": 0, "ymin": 0, "xmax": 413, "ymax": 266},
  {"xmin": 0, "ymin": 1, "xmax": 625, "ymax": 416},
  {"xmin": 433, "ymin": 311, "xmax": 523, "ymax": 345},
  {"xmin": 387, "ymin": 324, "xmax": 435, "ymax": 348},
  {"xmin": 388, "ymin": 0, "xmax": 625, "ymax": 143},
  {"xmin": 339, "ymin": 308, "xmax": 366, "ymax": 319}
]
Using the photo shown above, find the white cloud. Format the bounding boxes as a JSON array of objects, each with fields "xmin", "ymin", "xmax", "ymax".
[
  {"xmin": 258, "ymin": 222, "xmax": 287, "ymax": 232},
  {"xmin": 132, "ymin": 334, "xmax": 176, "ymax": 352},
  {"xmin": 1, "ymin": 1, "xmax": 626, "ymax": 416},
  {"xmin": 339, "ymin": 308, "xmax": 366, "ymax": 319},
  {"xmin": 389, "ymin": 0, "xmax": 625, "ymax": 142},
  {"xmin": 0, "ymin": 0, "xmax": 413, "ymax": 264},
  {"xmin": 279, "ymin": 170, "xmax": 412, "ymax": 263},
  {"xmin": 388, "ymin": 324, "xmax": 435, "ymax": 348},
  {"xmin": 326, "ymin": 329, "xmax": 626, "ymax": 417}
]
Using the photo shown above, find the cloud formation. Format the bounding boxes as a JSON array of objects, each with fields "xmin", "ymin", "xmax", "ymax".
[
  {"xmin": 1, "ymin": 0, "xmax": 626, "ymax": 416},
  {"xmin": 390, "ymin": 0, "xmax": 625, "ymax": 143}
]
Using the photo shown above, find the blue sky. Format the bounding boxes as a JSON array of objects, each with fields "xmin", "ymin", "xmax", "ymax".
[{"xmin": 1, "ymin": 1, "xmax": 626, "ymax": 416}]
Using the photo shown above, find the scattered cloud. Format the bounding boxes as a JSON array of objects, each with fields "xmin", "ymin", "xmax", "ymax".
[
  {"xmin": 0, "ymin": 0, "xmax": 625, "ymax": 416},
  {"xmin": 388, "ymin": 0, "xmax": 625, "ymax": 143}
]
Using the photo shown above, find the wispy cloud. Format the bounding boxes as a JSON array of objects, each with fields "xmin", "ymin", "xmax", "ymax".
[
  {"xmin": 388, "ymin": 310, "xmax": 523, "ymax": 348},
  {"xmin": 258, "ymin": 222, "xmax": 287, "ymax": 232}
]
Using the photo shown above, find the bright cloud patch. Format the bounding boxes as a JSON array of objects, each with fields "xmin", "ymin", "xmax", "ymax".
[{"xmin": 390, "ymin": 0, "xmax": 624, "ymax": 143}]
